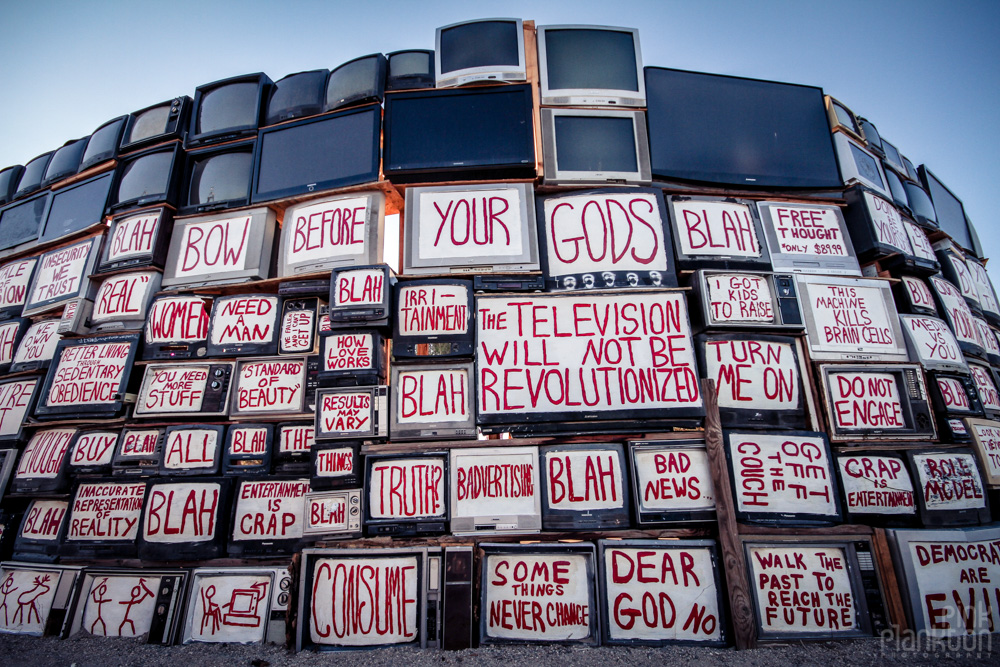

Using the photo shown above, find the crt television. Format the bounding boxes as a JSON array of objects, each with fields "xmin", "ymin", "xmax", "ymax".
[
  {"xmin": 112, "ymin": 427, "xmax": 164, "ymax": 476},
  {"xmin": 327, "ymin": 264, "xmax": 394, "ymax": 329},
  {"xmin": 825, "ymin": 95, "xmax": 865, "ymax": 142},
  {"xmin": 302, "ymin": 489, "xmax": 363, "ymax": 540},
  {"xmin": 80, "ymin": 115, "xmax": 128, "ymax": 171},
  {"xmin": 319, "ymin": 330, "xmax": 388, "ymax": 386},
  {"xmin": 315, "ymin": 385, "xmax": 389, "ymax": 441},
  {"xmin": 390, "ymin": 362, "xmax": 477, "ymax": 441},
  {"xmin": 0, "ymin": 256, "xmax": 37, "ymax": 319},
  {"xmin": 11, "ymin": 428, "xmax": 77, "ymax": 495},
  {"xmin": 158, "ymin": 425, "xmax": 225, "ymax": 476},
  {"xmin": 537, "ymin": 25, "xmax": 644, "ymax": 106},
  {"xmin": 89, "ymin": 270, "xmax": 163, "ymax": 332},
  {"xmin": 385, "ymin": 49, "xmax": 435, "ymax": 91},
  {"xmin": 252, "ymin": 103, "xmax": 381, "ymax": 203},
  {"xmin": 13, "ymin": 499, "xmax": 69, "ymax": 561},
  {"xmin": 180, "ymin": 139, "xmax": 256, "ymax": 215},
  {"xmin": 228, "ymin": 477, "xmax": 311, "ymax": 557},
  {"xmin": 857, "ymin": 117, "xmax": 884, "ymax": 157},
  {"xmin": 273, "ymin": 421, "xmax": 315, "ymax": 473},
  {"xmin": 12, "ymin": 151, "xmax": 53, "ymax": 201},
  {"xmin": 66, "ymin": 428, "xmax": 120, "ymax": 476},
  {"xmin": 540, "ymin": 108, "xmax": 650, "ymax": 186},
  {"xmin": 686, "ymin": 270, "xmax": 803, "ymax": 331},
  {"xmin": 967, "ymin": 258, "xmax": 1000, "ymax": 326},
  {"xmin": 230, "ymin": 356, "xmax": 311, "ymax": 418},
  {"xmin": 0, "ymin": 376, "xmax": 42, "ymax": 442},
  {"xmin": 97, "ymin": 207, "xmax": 173, "ymax": 273},
  {"xmin": 264, "ymin": 69, "xmax": 328, "ymax": 126},
  {"xmin": 223, "ymin": 422, "xmax": 274, "ymax": 476},
  {"xmin": 59, "ymin": 480, "xmax": 148, "ymax": 559},
  {"xmin": 934, "ymin": 240, "xmax": 981, "ymax": 311},
  {"xmin": 435, "ymin": 18, "xmax": 526, "ymax": 88},
  {"xmin": 667, "ymin": 195, "xmax": 771, "ymax": 270},
  {"xmin": 382, "ymin": 84, "xmax": 535, "ymax": 184},
  {"xmin": 325, "ymin": 53, "xmax": 387, "ymax": 112},
  {"xmin": 392, "ymin": 279, "xmax": 473, "ymax": 360},
  {"xmin": 756, "ymin": 200, "xmax": 861, "ymax": 276},
  {"xmin": 143, "ymin": 294, "xmax": 212, "ymax": 359},
  {"xmin": 132, "ymin": 361, "xmax": 235, "ymax": 419},
  {"xmin": 206, "ymin": 294, "xmax": 281, "ymax": 357},
  {"xmin": 108, "ymin": 143, "xmax": 184, "ymax": 213},
  {"xmin": 897, "ymin": 314, "xmax": 968, "ymax": 373},
  {"xmin": 903, "ymin": 181, "xmax": 938, "ymax": 229},
  {"xmin": 138, "ymin": 477, "xmax": 233, "ymax": 561},
  {"xmin": 40, "ymin": 138, "xmax": 88, "ymax": 189},
  {"xmin": 38, "ymin": 172, "xmax": 113, "ymax": 244},
  {"xmin": 0, "ymin": 165, "xmax": 24, "ymax": 205},
  {"xmin": 449, "ymin": 445, "xmax": 541, "ymax": 534},
  {"xmin": 645, "ymin": 67, "xmax": 840, "ymax": 189},
  {"xmin": 628, "ymin": 439, "xmax": 716, "ymax": 525},
  {"xmin": 120, "ymin": 96, "xmax": 192, "ymax": 154},
  {"xmin": 841, "ymin": 185, "xmax": 916, "ymax": 262},
  {"xmin": 832, "ymin": 132, "xmax": 890, "ymax": 198},
  {"xmin": 187, "ymin": 72, "xmax": 273, "ymax": 149},
  {"xmin": 928, "ymin": 274, "xmax": 983, "ymax": 357},
  {"xmin": 22, "ymin": 235, "xmax": 102, "ymax": 316},
  {"xmin": 364, "ymin": 452, "xmax": 448, "ymax": 537},
  {"xmin": 539, "ymin": 442, "xmax": 630, "ymax": 531},
  {"xmin": 310, "ymin": 442, "xmax": 361, "ymax": 490}
]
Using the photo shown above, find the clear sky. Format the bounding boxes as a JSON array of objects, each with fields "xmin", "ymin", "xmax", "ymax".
[{"xmin": 1, "ymin": 0, "xmax": 998, "ymax": 278}]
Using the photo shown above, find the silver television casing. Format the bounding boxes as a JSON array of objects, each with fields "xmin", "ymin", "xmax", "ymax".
[
  {"xmin": 278, "ymin": 191, "xmax": 384, "ymax": 277},
  {"xmin": 541, "ymin": 108, "xmax": 651, "ymax": 186},
  {"xmin": 435, "ymin": 18, "xmax": 526, "ymax": 89},
  {"xmin": 448, "ymin": 445, "xmax": 542, "ymax": 534},
  {"xmin": 832, "ymin": 132, "xmax": 890, "ymax": 199},
  {"xmin": 756, "ymin": 200, "xmax": 862, "ymax": 276},
  {"xmin": 537, "ymin": 25, "xmax": 645, "ymax": 107}
]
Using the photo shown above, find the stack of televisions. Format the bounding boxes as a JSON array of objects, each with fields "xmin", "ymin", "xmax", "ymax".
[{"xmin": 0, "ymin": 15, "xmax": 998, "ymax": 651}]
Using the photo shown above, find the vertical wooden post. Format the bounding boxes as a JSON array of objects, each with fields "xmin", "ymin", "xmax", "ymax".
[
  {"xmin": 873, "ymin": 527, "xmax": 909, "ymax": 634},
  {"xmin": 702, "ymin": 378, "xmax": 756, "ymax": 650}
]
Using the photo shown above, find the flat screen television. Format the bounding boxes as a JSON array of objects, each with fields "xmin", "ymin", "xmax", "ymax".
[
  {"xmin": 40, "ymin": 138, "xmax": 88, "ymax": 189},
  {"xmin": 919, "ymin": 165, "xmax": 976, "ymax": 255},
  {"xmin": 896, "ymin": 275, "xmax": 937, "ymax": 316},
  {"xmin": 327, "ymin": 264, "xmax": 394, "ymax": 329},
  {"xmin": 907, "ymin": 449, "xmax": 990, "ymax": 526},
  {"xmin": 297, "ymin": 546, "xmax": 442, "ymax": 650},
  {"xmin": 315, "ymin": 385, "xmax": 388, "ymax": 441},
  {"xmin": 0, "ymin": 377, "xmax": 42, "ymax": 442},
  {"xmin": 229, "ymin": 477, "xmax": 311, "ymax": 557},
  {"xmin": 404, "ymin": 183, "xmax": 539, "ymax": 277},
  {"xmin": 222, "ymin": 423, "xmax": 273, "ymax": 476},
  {"xmin": 382, "ymin": 84, "xmax": 535, "ymax": 183},
  {"xmin": 385, "ymin": 49, "xmax": 435, "ymax": 91},
  {"xmin": 841, "ymin": 185, "xmax": 916, "ymax": 261},
  {"xmin": 187, "ymin": 73, "xmax": 273, "ymax": 149},
  {"xmin": 180, "ymin": 139, "xmax": 256, "ymax": 215},
  {"xmin": 80, "ymin": 115, "xmax": 128, "ymax": 171},
  {"xmin": 687, "ymin": 270, "xmax": 803, "ymax": 331},
  {"xmin": 479, "ymin": 543, "xmax": 599, "ymax": 645},
  {"xmin": 540, "ymin": 108, "xmax": 650, "ymax": 186},
  {"xmin": 159, "ymin": 424, "xmax": 225, "ymax": 476},
  {"xmin": 536, "ymin": 25, "xmax": 643, "ymax": 107},
  {"xmin": 928, "ymin": 274, "xmax": 982, "ymax": 357},
  {"xmin": 756, "ymin": 200, "xmax": 861, "ymax": 276},
  {"xmin": 645, "ymin": 67, "xmax": 839, "ymax": 188},
  {"xmin": 967, "ymin": 360, "xmax": 1000, "ymax": 420},
  {"xmin": 252, "ymin": 104, "xmax": 380, "ymax": 203},
  {"xmin": 138, "ymin": 477, "xmax": 232, "ymax": 560},
  {"xmin": 162, "ymin": 207, "xmax": 277, "ymax": 288},
  {"xmin": 696, "ymin": 333, "xmax": 810, "ymax": 429},
  {"xmin": 108, "ymin": 143, "xmax": 184, "ymax": 213},
  {"xmin": 325, "ymin": 54, "xmax": 387, "ymax": 112},
  {"xmin": 390, "ymin": 362, "xmax": 477, "ymax": 440},
  {"xmin": 120, "ymin": 96, "xmax": 192, "ymax": 154},
  {"xmin": 795, "ymin": 274, "xmax": 908, "ymax": 362},
  {"xmin": 967, "ymin": 258, "xmax": 1000, "ymax": 326},
  {"xmin": 310, "ymin": 442, "xmax": 361, "ymax": 490},
  {"xmin": 37, "ymin": 171, "xmax": 113, "ymax": 244},
  {"xmin": 902, "ymin": 181, "xmax": 938, "ymax": 229},
  {"xmin": 962, "ymin": 417, "xmax": 1000, "ymax": 487},
  {"xmin": 318, "ymin": 330, "xmax": 387, "ymax": 386},
  {"xmin": 278, "ymin": 190, "xmax": 384, "ymax": 277},
  {"xmin": 392, "ymin": 279, "xmax": 473, "ymax": 359},
  {"xmin": 13, "ymin": 499, "xmax": 68, "ymax": 562},
  {"xmin": 302, "ymin": 489, "xmax": 363, "ymax": 540},
  {"xmin": 143, "ymin": 294, "xmax": 212, "ymax": 359},
  {"xmin": 535, "ymin": 186, "xmax": 673, "ymax": 290},
  {"xmin": 89, "ymin": 270, "xmax": 162, "ymax": 333},
  {"xmin": 364, "ymin": 452, "xmax": 448, "ymax": 536},
  {"xmin": 98, "ymin": 207, "xmax": 173, "ymax": 273},
  {"xmin": 539, "ymin": 442, "xmax": 630, "ymax": 530},
  {"xmin": 264, "ymin": 69, "xmax": 328, "ymax": 126},
  {"xmin": 230, "ymin": 356, "xmax": 310, "ymax": 418},
  {"xmin": 206, "ymin": 294, "xmax": 281, "ymax": 357},
  {"xmin": 934, "ymin": 241, "xmax": 981, "ymax": 311},
  {"xmin": 273, "ymin": 421, "xmax": 315, "ymax": 473},
  {"xmin": 449, "ymin": 445, "xmax": 541, "ymax": 534},
  {"xmin": 11, "ymin": 428, "xmax": 76, "ymax": 495},
  {"xmin": 832, "ymin": 132, "xmax": 889, "ymax": 197},
  {"xmin": 435, "ymin": 18, "xmax": 525, "ymax": 88},
  {"xmin": 0, "ymin": 165, "xmax": 24, "ymax": 205},
  {"xmin": 898, "ymin": 314, "xmax": 968, "ymax": 373},
  {"xmin": 132, "ymin": 361, "xmax": 235, "ymax": 419},
  {"xmin": 816, "ymin": 363, "xmax": 935, "ymax": 442},
  {"xmin": 628, "ymin": 439, "xmax": 716, "ymax": 525},
  {"xmin": 279, "ymin": 297, "xmax": 320, "ymax": 354},
  {"xmin": 33, "ymin": 332, "xmax": 140, "ymax": 421},
  {"xmin": 0, "ymin": 318, "xmax": 29, "ymax": 373},
  {"xmin": 11, "ymin": 319, "xmax": 60, "ymax": 371},
  {"xmin": 112, "ymin": 427, "xmax": 164, "ymax": 476},
  {"xmin": 667, "ymin": 195, "xmax": 771, "ymax": 270},
  {"xmin": 13, "ymin": 151, "xmax": 54, "ymax": 200},
  {"xmin": 60, "ymin": 479, "xmax": 147, "ymax": 558},
  {"xmin": 66, "ymin": 428, "xmax": 120, "ymax": 476},
  {"xmin": 825, "ymin": 95, "xmax": 865, "ymax": 142},
  {"xmin": 0, "ymin": 191, "xmax": 49, "ymax": 253},
  {"xmin": 835, "ymin": 453, "xmax": 917, "ymax": 525}
]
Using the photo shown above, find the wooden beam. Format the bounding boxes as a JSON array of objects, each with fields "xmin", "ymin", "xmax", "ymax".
[
  {"xmin": 872, "ymin": 527, "xmax": 909, "ymax": 634},
  {"xmin": 702, "ymin": 378, "xmax": 756, "ymax": 650}
]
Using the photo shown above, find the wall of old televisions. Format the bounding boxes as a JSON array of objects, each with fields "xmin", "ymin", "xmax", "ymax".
[{"xmin": 0, "ymin": 16, "xmax": 998, "ymax": 651}]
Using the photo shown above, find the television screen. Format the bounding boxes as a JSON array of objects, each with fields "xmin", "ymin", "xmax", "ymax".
[
  {"xmin": 143, "ymin": 294, "xmax": 212, "ymax": 359},
  {"xmin": 230, "ymin": 356, "xmax": 310, "ymax": 417},
  {"xmin": 897, "ymin": 275, "xmax": 937, "ymax": 316},
  {"xmin": 967, "ymin": 258, "xmax": 1000, "ymax": 325},
  {"xmin": 66, "ymin": 428, "xmax": 119, "ymax": 475},
  {"xmin": 302, "ymin": 489, "xmax": 362, "ymax": 539},
  {"xmin": 138, "ymin": 478, "xmax": 232, "ymax": 560},
  {"xmin": 404, "ymin": 183, "xmax": 539, "ymax": 276},
  {"xmin": 687, "ymin": 270, "xmax": 804, "ymax": 330},
  {"xmin": 537, "ymin": 25, "xmax": 642, "ymax": 107},
  {"xmin": 696, "ymin": 333, "xmax": 809, "ymax": 429},
  {"xmin": 222, "ymin": 423, "xmax": 273, "ymax": 476},
  {"xmin": 968, "ymin": 360, "xmax": 1000, "ymax": 420},
  {"xmin": 179, "ymin": 566, "xmax": 291, "ymax": 645},
  {"xmin": 0, "ymin": 191, "xmax": 49, "ymax": 252},
  {"xmin": 628, "ymin": 439, "xmax": 716, "ymax": 525},
  {"xmin": 962, "ymin": 417, "xmax": 1000, "ymax": 487},
  {"xmin": 540, "ymin": 108, "xmax": 650, "ymax": 186},
  {"xmin": 23, "ymin": 235, "xmax": 102, "ymax": 316},
  {"xmin": 0, "ymin": 318, "xmax": 28, "ymax": 372},
  {"xmin": 264, "ymin": 69, "xmax": 328, "ymax": 126},
  {"xmin": 112, "ymin": 427, "xmax": 163, "ymax": 476},
  {"xmin": 274, "ymin": 421, "xmax": 315, "ymax": 472},
  {"xmin": 61, "ymin": 480, "xmax": 147, "ymax": 557},
  {"xmin": 188, "ymin": 73, "xmax": 272, "ymax": 149},
  {"xmin": 898, "ymin": 314, "xmax": 967, "ymax": 373},
  {"xmin": 121, "ymin": 96, "xmax": 191, "ymax": 154},
  {"xmin": 279, "ymin": 297, "xmax": 320, "ymax": 354},
  {"xmin": 162, "ymin": 207, "xmax": 277, "ymax": 288},
  {"xmin": 0, "ymin": 377, "xmax": 41, "ymax": 442},
  {"xmin": 385, "ymin": 49, "xmax": 435, "ymax": 90},
  {"xmin": 645, "ymin": 67, "xmax": 839, "ymax": 188},
  {"xmin": 229, "ymin": 477, "xmax": 311, "ymax": 556},
  {"xmin": 319, "ymin": 330, "xmax": 387, "ymax": 386},
  {"xmin": 539, "ymin": 443, "xmax": 630, "ymax": 530},
  {"xmin": 841, "ymin": 186, "xmax": 913, "ymax": 261},
  {"xmin": 37, "ymin": 172, "xmax": 113, "ymax": 244},
  {"xmin": 90, "ymin": 270, "xmax": 162, "ymax": 332},
  {"xmin": 835, "ymin": 453, "xmax": 916, "ymax": 524},
  {"xmin": 756, "ymin": 200, "xmax": 860, "ymax": 275},
  {"xmin": 99, "ymin": 207, "xmax": 172, "ymax": 273},
  {"xmin": 81, "ymin": 116, "xmax": 129, "ymax": 171},
  {"xmin": 109, "ymin": 143, "xmax": 184, "ymax": 213},
  {"xmin": 724, "ymin": 430, "xmax": 841, "ymax": 525},
  {"xmin": 206, "ymin": 294, "xmax": 281, "ymax": 357},
  {"xmin": 919, "ymin": 166, "xmax": 974, "ymax": 253},
  {"xmin": 926, "ymin": 371, "xmax": 983, "ymax": 441},
  {"xmin": 391, "ymin": 362, "xmax": 477, "ymax": 440},
  {"xmin": 436, "ymin": 18, "xmax": 525, "ymax": 88},
  {"xmin": 0, "ymin": 165, "xmax": 24, "ymax": 205},
  {"xmin": 315, "ymin": 385, "xmax": 389, "ymax": 441},
  {"xmin": 825, "ymin": 96, "xmax": 864, "ymax": 141},
  {"xmin": 325, "ymin": 53, "xmax": 387, "ymax": 112},
  {"xmin": 252, "ymin": 104, "xmax": 381, "ymax": 203},
  {"xmin": 883, "ymin": 165, "xmax": 911, "ymax": 213},
  {"xmin": 817, "ymin": 363, "xmax": 935, "ymax": 442},
  {"xmin": 181, "ymin": 139, "xmax": 256, "ymax": 215},
  {"xmin": 908, "ymin": 449, "xmax": 990, "ymax": 526},
  {"xmin": 0, "ymin": 256, "xmax": 37, "ymax": 319},
  {"xmin": 13, "ymin": 498, "xmax": 68, "ymax": 560},
  {"xmin": 795, "ymin": 275, "xmax": 907, "ymax": 362},
  {"xmin": 41, "ymin": 138, "xmax": 88, "ymax": 188},
  {"xmin": 903, "ymin": 181, "xmax": 937, "ymax": 228},
  {"xmin": 328, "ymin": 264, "xmax": 394, "ymax": 328},
  {"xmin": 364, "ymin": 452, "xmax": 448, "ymax": 536},
  {"xmin": 928, "ymin": 275, "xmax": 982, "ymax": 356},
  {"xmin": 133, "ymin": 361, "xmax": 235, "ymax": 418},
  {"xmin": 0, "ymin": 563, "xmax": 82, "ymax": 637},
  {"xmin": 935, "ymin": 241, "xmax": 980, "ymax": 311},
  {"xmin": 449, "ymin": 445, "xmax": 541, "ymax": 534},
  {"xmin": 832, "ymin": 132, "xmax": 889, "ymax": 197},
  {"xmin": 857, "ymin": 117, "xmax": 883, "ymax": 157},
  {"xmin": 12, "ymin": 428, "xmax": 76, "ymax": 495},
  {"xmin": 33, "ymin": 332, "xmax": 139, "ymax": 421},
  {"xmin": 382, "ymin": 84, "xmax": 535, "ymax": 183},
  {"xmin": 900, "ymin": 219, "xmax": 939, "ymax": 274},
  {"xmin": 667, "ymin": 195, "xmax": 770, "ymax": 270},
  {"xmin": 881, "ymin": 138, "xmax": 906, "ymax": 174},
  {"xmin": 278, "ymin": 190, "xmax": 384, "ymax": 278},
  {"xmin": 13, "ymin": 151, "xmax": 53, "ymax": 200},
  {"xmin": 393, "ymin": 279, "xmax": 473, "ymax": 359},
  {"xmin": 159, "ymin": 425, "xmax": 224, "ymax": 476}
]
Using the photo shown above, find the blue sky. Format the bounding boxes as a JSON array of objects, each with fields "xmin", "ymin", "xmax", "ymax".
[{"xmin": 1, "ymin": 0, "xmax": 998, "ymax": 278}]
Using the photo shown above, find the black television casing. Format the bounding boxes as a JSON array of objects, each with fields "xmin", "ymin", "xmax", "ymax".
[
  {"xmin": 187, "ymin": 73, "xmax": 273, "ymax": 149},
  {"xmin": 65, "ymin": 428, "xmax": 120, "ymax": 476},
  {"xmin": 227, "ymin": 476, "xmax": 311, "ymax": 557},
  {"xmin": 392, "ymin": 279, "xmax": 474, "ymax": 360},
  {"xmin": 11, "ymin": 428, "xmax": 77, "ymax": 495},
  {"xmin": 906, "ymin": 448, "xmax": 991, "ymax": 526},
  {"xmin": 98, "ymin": 206, "xmax": 174, "ymax": 274},
  {"xmin": 273, "ymin": 421, "xmax": 315, "ymax": 473},
  {"xmin": 59, "ymin": 478, "xmax": 149, "ymax": 559},
  {"xmin": 833, "ymin": 452, "xmax": 917, "ymax": 527},
  {"xmin": 143, "ymin": 294, "xmax": 212, "ymax": 360},
  {"xmin": 158, "ymin": 424, "xmax": 225, "ymax": 477},
  {"xmin": 0, "ymin": 165, "xmax": 25, "ymax": 205},
  {"xmin": 80, "ymin": 115, "xmax": 129, "ymax": 171},
  {"xmin": 179, "ymin": 138, "xmax": 257, "ymax": 216},
  {"xmin": 206, "ymin": 294, "xmax": 281, "ymax": 357},
  {"xmin": 112, "ymin": 427, "xmax": 165, "ymax": 477},
  {"xmin": 120, "ymin": 96, "xmax": 192, "ymax": 154},
  {"xmin": 108, "ymin": 143, "xmax": 185, "ymax": 214},
  {"xmin": 667, "ymin": 194, "xmax": 772, "ymax": 271},
  {"xmin": 222, "ymin": 422, "xmax": 274, "ymax": 476},
  {"xmin": 310, "ymin": 441, "xmax": 362, "ymax": 490},
  {"xmin": 925, "ymin": 370, "xmax": 983, "ymax": 442},
  {"xmin": 41, "ymin": 138, "xmax": 89, "ymax": 189},
  {"xmin": 325, "ymin": 53, "xmax": 388, "ymax": 112},
  {"xmin": 137, "ymin": 476, "xmax": 233, "ymax": 560},
  {"xmin": 328, "ymin": 264, "xmax": 395, "ymax": 330},
  {"xmin": 13, "ymin": 498, "xmax": 69, "ymax": 562},
  {"xmin": 264, "ymin": 69, "xmax": 329, "ymax": 126},
  {"xmin": 539, "ymin": 442, "xmax": 631, "ymax": 531},
  {"xmin": 13, "ymin": 151, "xmax": 54, "ymax": 201},
  {"xmin": 363, "ymin": 451, "xmax": 448, "ymax": 537}
]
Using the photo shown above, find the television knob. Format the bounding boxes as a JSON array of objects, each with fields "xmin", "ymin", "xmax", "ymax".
[
  {"xmin": 210, "ymin": 381, "xmax": 221, "ymax": 389},
  {"xmin": 214, "ymin": 368, "xmax": 224, "ymax": 377}
]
